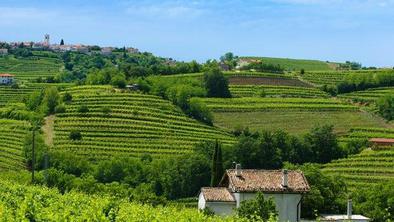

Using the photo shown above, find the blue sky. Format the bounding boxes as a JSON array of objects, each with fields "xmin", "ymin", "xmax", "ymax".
[{"xmin": 0, "ymin": 0, "xmax": 393, "ymax": 67}]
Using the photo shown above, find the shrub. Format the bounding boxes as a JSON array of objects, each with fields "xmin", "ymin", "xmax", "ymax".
[
  {"xmin": 203, "ymin": 67, "xmax": 231, "ymax": 98},
  {"xmin": 55, "ymin": 104, "xmax": 66, "ymax": 113},
  {"xmin": 236, "ymin": 192, "xmax": 278, "ymax": 221},
  {"xmin": 63, "ymin": 92, "xmax": 73, "ymax": 103},
  {"xmin": 100, "ymin": 107, "xmax": 112, "ymax": 115},
  {"xmin": 376, "ymin": 95, "xmax": 394, "ymax": 121},
  {"xmin": 77, "ymin": 105, "xmax": 89, "ymax": 113},
  {"xmin": 188, "ymin": 98, "xmax": 213, "ymax": 125},
  {"xmin": 69, "ymin": 131, "xmax": 82, "ymax": 140}
]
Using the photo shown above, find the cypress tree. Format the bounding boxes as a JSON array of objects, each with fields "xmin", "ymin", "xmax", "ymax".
[
  {"xmin": 211, "ymin": 140, "xmax": 224, "ymax": 186},
  {"xmin": 60, "ymin": 39, "xmax": 64, "ymax": 45}
]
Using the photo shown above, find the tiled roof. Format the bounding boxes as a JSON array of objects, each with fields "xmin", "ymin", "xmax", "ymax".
[
  {"xmin": 369, "ymin": 138, "xmax": 394, "ymax": 143},
  {"xmin": 0, "ymin": 74, "xmax": 14, "ymax": 77},
  {"xmin": 201, "ymin": 187, "xmax": 236, "ymax": 202},
  {"xmin": 221, "ymin": 169, "xmax": 310, "ymax": 193}
]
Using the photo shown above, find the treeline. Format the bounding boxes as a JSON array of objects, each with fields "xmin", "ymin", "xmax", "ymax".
[
  {"xmin": 329, "ymin": 70, "xmax": 394, "ymax": 94},
  {"xmin": 137, "ymin": 67, "xmax": 231, "ymax": 125},
  {"xmin": 240, "ymin": 62, "xmax": 284, "ymax": 73}
]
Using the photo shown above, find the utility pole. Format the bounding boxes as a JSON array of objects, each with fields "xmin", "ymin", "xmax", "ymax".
[{"xmin": 32, "ymin": 128, "xmax": 35, "ymax": 183}]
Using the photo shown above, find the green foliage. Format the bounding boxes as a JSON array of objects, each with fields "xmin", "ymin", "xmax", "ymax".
[
  {"xmin": 286, "ymin": 163, "xmax": 347, "ymax": 219},
  {"xmin": 111, "ymin": 74, "xmax": 127, "ymax": 88},
  {"xmin": 69, "ymin": 130, "xmax": 82, "ymax": 140},
  {"xmin": 236, "ymin": 192, "xmax": 278, "ymax": 221},
  {"xmin": 210, "ymin": 140, "xmax": 224, "ymax": 186},
  {"xmin": 40, "ymin": 87, "xmax": 60, "ymax": 115},
  {"xmin": 203, "ymin": 68, "xmax": 231, "ymax": 98},
  {"xmin": 188, "ymin": 98, "xmax": 213, "ymax": 125},
  {"xmin": 353, "ymin": 181, "xmax": 394, "ymax": 222},
  {"xmin": 241, "ymin": 61, "xmax": 284, "ymax": 74},
  {"xmin": 304, "ymin": 125, "xmax": 343, "ymax": 163},
  {"xmin": 337, "ymin": 70, "xmax": 394, "ymax": 94},
  {"xmin": 376, "ymin": 95, "xmax": 394, "ymax": 121},
  {"xmin": 55, "ymin": 104, "xmax": 66, "ymax": 113},
  {"xmin": 62, "ymin": 92, "xmax": 73, "ymax": 103},
  {"xmin": 77, "ymin": 105, "xmax": 89, "ymax": 113}
]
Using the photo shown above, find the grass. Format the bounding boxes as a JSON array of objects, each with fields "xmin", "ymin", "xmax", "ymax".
[{"xmin": 212, "ymin": 111, "xmax": 390, "ymax": 135}]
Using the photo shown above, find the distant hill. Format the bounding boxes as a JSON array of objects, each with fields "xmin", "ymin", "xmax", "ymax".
[{"xmin": 240, "ymin": 56, "xmax": 340, "ymax": 71}]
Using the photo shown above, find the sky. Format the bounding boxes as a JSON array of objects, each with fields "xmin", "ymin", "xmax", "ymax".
[{"xmin": 0, "ymin": 0, "xmax": 393, "ymax": 67}]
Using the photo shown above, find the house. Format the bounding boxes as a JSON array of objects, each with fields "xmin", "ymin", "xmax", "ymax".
[
  {"xmin": 219, "ymin": 62, "xmax": 230, "ymax": 71},
  {"xmin": 369, "ymin": 138, "xmax": 394, "ymax": 147},
  {"xmin": 0, "ymin": 74, "xmax": 15, "ymax": 85},
  {"xmin": 198, "ymin": 166, "xmax": 310, "ymax": 222},
  {"xmin": 320, "ymin": 199, "xmax": 370, "ymax": 222},
  {"xmin": 101, "ymin": 47, "xmax": 114, "ymax": 55},
  {"xmin": 0, "ymin": 48, "xmax": 8, "ymax": 55}
]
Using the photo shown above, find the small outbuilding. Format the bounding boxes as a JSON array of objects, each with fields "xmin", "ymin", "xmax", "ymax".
[
  {"xmin": 0, "ymin": 73, "xmax": 15, "ymax": 85},
  {"xmin": 369, "ymin": 138, "xmax": 394, "ymax": 147},
  {"xmin": 198, "ymin": 166, "xmax": 310, "ymax": 222},
  {"xmin": 320, "ymin": 199, "xmax": 370, "ymax": 222}
]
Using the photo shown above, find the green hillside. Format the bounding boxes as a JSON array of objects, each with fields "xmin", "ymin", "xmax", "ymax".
[
  {"xmin": 241, "ymin": 56, "xmax": 337, "ymax": 71},
  {"xmin": 0, "ymin": 119, "xmax": 30, "ymax": 171},
  {"xmin": 323, "ymin": 147, "xmax": 394, "ymax": 189},
  {"xmin": 339, "ymin": 87, "xmax": 394, "ymax": 103},
  {"xmin": 53, "ymin": 85, "xmax": 235, "ymax": 159},
  {"xmin": 0, "ymin": 55, "xmax": 62, "ymax": 81},
  {"xmin": 230, "ymin": 85, "xmax": 329, "ymax": 98}
]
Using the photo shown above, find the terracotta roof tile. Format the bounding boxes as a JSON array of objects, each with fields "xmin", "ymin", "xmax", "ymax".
[
  {"xmin": 369, "ymin": 138, "xmax": 394, "ymax": 143},
  {"xmin": 201, "ymin": 187, "xmax": 236, "ymax": 202},
  {"xmin": 0, "ymin": 74, "xmax": 15, "ymax": 77},
  {"xmin": 222, "ymin": 169, "xmax": 310, "ymax": 193}
]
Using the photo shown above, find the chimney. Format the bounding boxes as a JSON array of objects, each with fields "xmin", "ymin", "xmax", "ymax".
[
  {"xmin": 347, "ymin": 199, "xmax": 352, "ymax": 219},
  {"xmin": 235, "ymin": 164, "xmax": 242, "ymax": 177},
  {"xmin": 282, "ymin": 169, "xmax": 288, "ymax": 188}
]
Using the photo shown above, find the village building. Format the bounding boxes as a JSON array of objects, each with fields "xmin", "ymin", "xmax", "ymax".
[
  {"xmin": 0, "ymin": 74, "xmax": 15, "ymax": 85},
  {"xmin": 127, "ymin": 47, "xmax": 139, "ymax": 54},
  {"xmin": 0, "ymin": 48, "xmax": 8, "ymax": 55},
  {"xmin": 101, "ymin": 47, "xmax": 114, "ymax": 56},
  {"xmin": 198, "ymin": 167, "xmax": 310, "ymax": 222}
]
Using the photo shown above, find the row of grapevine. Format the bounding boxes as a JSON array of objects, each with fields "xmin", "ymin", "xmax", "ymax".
[
  {"xmin": 0, "ymin": 178, "xmax": 239, "ymax": 221},
  {"xmin": 338, "ymin": 87, "xmax": 394, "ymax": 103},
  {"xmin": 323, "ymin": 148, "xmax": 394, "ymax": 189},
  {"xmin": 0, "ymin": 83, "xmax": 74, "ymax": 107},
  {"xmin": 196, "ymin": 97, "xmax": 358, "ymax": 112},
  {"xmin": 229, "ymin": 85, "xmax": 329, "ymax": 98},
  {"xmin": 53, "ymin": 86, "xmax": 236, "ymax": 159},
  {"xmin": 0, "ymin": 56, "xmax": 62, "ymax": 80},
  {"xmin": 0, "ymin": 119, "xmax": 30, "ymax": 171}
]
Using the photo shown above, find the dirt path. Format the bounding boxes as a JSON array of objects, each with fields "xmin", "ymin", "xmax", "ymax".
[{"xmin": 42, "ymin": 115, "xmax": 55, "ymax": 147}]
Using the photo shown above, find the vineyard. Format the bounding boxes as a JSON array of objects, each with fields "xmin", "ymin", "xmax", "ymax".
[
  {"xmin": 323, "ymin": 147, "xmax": 394, "ymax": 189},
  {"xmin": 0, "ymin": 83, "xmax": 73, "ymax": 107},
  {"xmin": 0, "ymin": 56, "xmax": 62, "ymax": 81},
  {"xmin": 197, "ymin": 97, "xmax": 357, "ymax": 112},
  {"xmin": 239, "ymin": 56, "xmax": 336, "ymax": 71},
  {"xmin": 0, "ymin": 119, "xmax": 30, "ymax": 171},
  {"xmin": 300, "ymin": 71, "xmax": 348, "ymax": 86},
  {"xmin": 53, "ymin": 86, "xmax": 236, "ymax": 159},
  {"xmin": 338, "ymin": 87, "xmax": 394, "ymax": 103},
  {"xmin": 229, "ymin": 85, "xmax": 329, "ymax": 98},
  {"xmin": 0, "ymin": 178, "xmax": 236, "ymax": 221}
]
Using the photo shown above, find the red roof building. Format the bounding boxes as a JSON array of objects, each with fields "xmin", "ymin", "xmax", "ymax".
[
  {"xmin": 0, "ymin": 73, "xmax": 15, "ymax": 85},
  {"xmin": 369, "ymin": 138, "xmax": 394, "ymax": 146}
]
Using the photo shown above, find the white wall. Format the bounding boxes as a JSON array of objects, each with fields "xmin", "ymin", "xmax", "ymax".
[
  {"xmin": 234, "ymin": 192, "xmax": 302, "ymax": 222},
  {"xmin": 198, "ymin": 193, "xmax": 236, "ymax": 216}
]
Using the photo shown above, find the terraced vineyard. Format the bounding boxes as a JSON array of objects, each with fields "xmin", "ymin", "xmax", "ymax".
[
  {"xmin": 338, "ymin": 87, "xmax": 394, "ymax": 103},
  {"xmin": 300, "ymin": 71, "xmax": 348, "ymax": 86},
  {"xmin": 323, "ymin": 147, "xmax": 394, "ymax": 189},
  {"xmin": 53, "ymin": 86, "xmax": 236, "ymax": 159},
  {"xmin": 197, "ymin": 97, "xmax": 357, "ymax": 112},
  {"xmin": 229, "ymin": 85, "xmax": 329, "ymax": 98},
  {"xmin": 0, "ymin": 83, "xmax": 74, "ymax": 107},
  {"xmin": 0, "ymin": 119, "xmax": 30, "ymax": 171},
  {"xmin": 239, "ymin": 57, "xmax": 336, "ymax": 71},
  {"xmin": 342, "ymin": 127, "xmax": 394, "ymax": 141},
  {"xmin": 0, "ymin": 56, "xmax": 62, "ymax": 81}
]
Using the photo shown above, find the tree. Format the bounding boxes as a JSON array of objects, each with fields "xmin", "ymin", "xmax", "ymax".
[
  {"xmin": 111, "ymin": 74, "xmax": 127, "ymax": 88},
  {"xmin": 41, "ymin": 87, "xmax": 60, "ymax": 115},
  {"xmin": 60, "ymin": 39, "xmax": 65, "ymax": 45},
  {"xmin": 203, "ymin": 67, "xmax": 231, "ymax": 98},
  {"xmin": 69, "ymin": 131, "xmax": 82, "ymax": 140},
  {"xmin": 210, "ymin": 140, "xmax": 224, "ymax": 186},
  {"xmin": 62, "ymin": 92, "xmax": 73, "ymax": 103},
  {"xmin": 236, "ymin": 192, "xmax": 278, "ymax": 221},
  {"xmin": 304, "ymin": 125, "xmax": 343, "ymax": 163},
  {"xmin": 376, "ymin": 95, "xmax": 394, "ymax": 121}
]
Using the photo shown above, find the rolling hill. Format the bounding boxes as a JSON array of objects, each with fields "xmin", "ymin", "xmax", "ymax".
[{"xmin": 52, "ymin": 85, "xmax": 236, "ymax": 159}]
